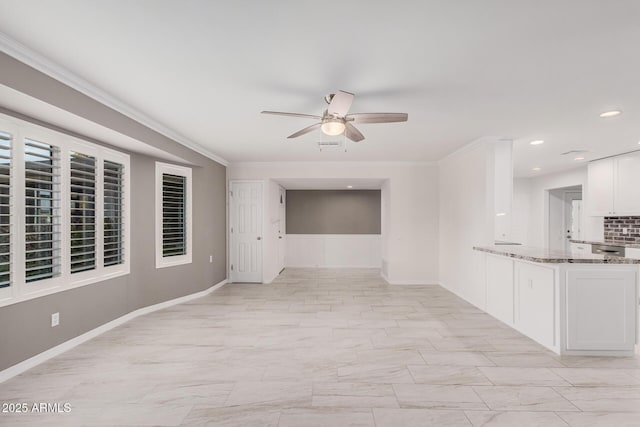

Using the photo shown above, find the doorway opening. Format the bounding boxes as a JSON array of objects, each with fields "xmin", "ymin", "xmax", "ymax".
[{"xmin": 547, "ymin": 185, "xmax": 583, "ymax": 252}]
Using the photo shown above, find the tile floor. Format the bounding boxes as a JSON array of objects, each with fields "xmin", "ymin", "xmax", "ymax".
[{"xmin": 1, "ymin": 268, "xmax": 639, "ymax": 426}]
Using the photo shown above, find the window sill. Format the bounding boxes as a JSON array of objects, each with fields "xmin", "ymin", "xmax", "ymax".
[{"xmin": 155, "ymin": 257, "xmax": 193, "ymax": 269}]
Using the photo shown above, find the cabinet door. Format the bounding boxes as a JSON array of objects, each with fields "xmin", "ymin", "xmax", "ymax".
[
  {"xmin": 486, "ymin": 255, "xmax": 514, "ymax": 325},
  {"xmin": 515, "ymin": 263, "xmax": 556, "ymax": 348},
  {"xmin": 587, "ymin": 159, "xmax": 614, "ymax": 216},
  {"xmin": 614, "ymin": 151, "xmax": 640, "ymax": 214},
  {"xmin": 566, "ymin": 269, "xmax": 636, "ymax": 351}
]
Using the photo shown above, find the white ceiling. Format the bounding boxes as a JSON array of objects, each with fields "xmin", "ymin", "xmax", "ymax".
[{"xmin": 0, "ymin": 1, "xmax": 639, "ymax": 176}]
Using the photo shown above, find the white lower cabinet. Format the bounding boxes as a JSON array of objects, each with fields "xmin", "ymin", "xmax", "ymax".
[
  {"xmin": 566, "ymin": 269, "xmax": 637, "ymax": 351},
  {"xmin": 514, "ymin": 263, "xmax": 556, "ymax": 350},
  {"xmin": 485, "ymin": 255, "xmax": 514, "ymax": 326}
]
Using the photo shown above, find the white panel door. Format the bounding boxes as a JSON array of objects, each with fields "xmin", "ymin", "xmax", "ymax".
[
  {"xmin": 485, "ymin": 254, "xmax": 515, "ymax": 326},
  {"xmin": 515, "ymin": 263, "xmax": 556, "ymax": 349},
  {"xmin": 587, "ymin": 158, "xmax": 614, "ymax": 216},
  {"xmin": 614, "ymin": 151, "xmax": 640, "ymax": 215},
  {"xmin": 231, "ymin": 181, "xmax": 262, "ymax": 283},
  {"xmin": 277, "ymin": 187, "xmax": 286, "ymax": 273},
  {"xmin": 566, "ymin": 269, "xmax": 636, "ymax": 351}
]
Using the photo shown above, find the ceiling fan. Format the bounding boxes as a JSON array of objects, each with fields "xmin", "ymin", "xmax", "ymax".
[{"xmin": 261, "ymin": 90, "xmax": 408, "ymax": 142}]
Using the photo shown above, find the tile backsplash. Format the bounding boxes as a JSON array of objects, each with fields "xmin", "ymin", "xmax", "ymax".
[{"xmin": 604, "ymin": 216, "xmax": 640, "ymax": 243}]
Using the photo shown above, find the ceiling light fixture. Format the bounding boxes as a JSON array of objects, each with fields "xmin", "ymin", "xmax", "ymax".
[
  {"xmin": 320, "ymin": 118, "xmax": 346, "ymax": 136},
  {"xmin": 532, "ymin": 167, "xmax": 541, "ymax": 171},
  {"xmin": 530, "ymin": 140, "xmax": 544, "ymax": 146},
  {"xmin": 599, "ymin": 110, "xmax": 622, "ymax": 118},
  {"xmin": 574, "ymin": 156, "xmax": 585, "ymax": 161}
]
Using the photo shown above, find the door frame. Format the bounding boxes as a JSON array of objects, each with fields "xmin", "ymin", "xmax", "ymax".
[
  {"xmin": 277, "ymin": 185, "xmax": 286, "ymax": 274},
  {"xmin": 228, "ymin": 180, "xmax": 265, "ymax": 283}
]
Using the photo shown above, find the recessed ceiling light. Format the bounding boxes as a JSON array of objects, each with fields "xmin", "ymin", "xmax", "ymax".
[
  {"xmin": 530, "ymin": 140, "xmax": 544, "ymax": 146},
  {"xmin": 574, "ymin": 156, "xmax": 585, "ymax": 161},
  {"xmin": 532, "ymin": 167, "xmax": 541, "ymax": 171},
  {"xmin": 599, "ymin": 110, "xmax": 622, "ymax": 118},
  {"xmin": 347, "ymin": 185, "xmax": 353, "ymax": 189}
]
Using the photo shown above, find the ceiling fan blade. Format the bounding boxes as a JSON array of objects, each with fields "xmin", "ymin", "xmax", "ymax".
[
  {"xmin": 346, "ymin": 113, "xmax": 408, "ymax": 124},
  {"xmin": 287, "ymin": 123, "xmax": 321, "ymax": 139},
  {"xmin": 261, "ymin": 111, "xmax": 322, "ymax": 120},
  {"xmin": 345, "ymin": 123, "xmax": 365, "ymax": 142},
  {"xmin": 327, "ymin": 90, "xmax": 354, "ymax": 116}
]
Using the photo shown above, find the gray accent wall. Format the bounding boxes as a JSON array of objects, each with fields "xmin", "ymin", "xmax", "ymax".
[
  {"xmin": 0, "ymin": 53, "xmax": 226, "ymax": 371},
  {"xmin": 286, "ymin": 190, "xmax": 381, "ymax": 234}
]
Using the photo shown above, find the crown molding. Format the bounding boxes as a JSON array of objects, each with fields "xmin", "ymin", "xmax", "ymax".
[
  {"xmin": 229, "ymin": 160, "xmax": 438, "ymax": 168},
  {"xmin": 0, "ymin": 31, "xmax": 228, "ymax": 166}
]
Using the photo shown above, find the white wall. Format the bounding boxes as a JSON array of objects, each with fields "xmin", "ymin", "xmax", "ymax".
[
  {"xmin": 518, "ymin": 167, "xmax": 603, "ymax": 247},
  {"xmin": 512, "ymin": 178, "xmax": 532, "ymax": 245},
  {"xmin": 286, "ymin": 235, "xmax": 381, "ymax": 268},
  {"xmin": 438, "ymin": 139, "xmax": 496, "ymax": 309},
  {"xmin": 228, "ymin": 162, "xmax": 439, "ymax": 284}
]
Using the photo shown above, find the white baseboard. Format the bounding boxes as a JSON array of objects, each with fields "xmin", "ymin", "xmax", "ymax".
[
  {"xmin": 286, "ymin": 264, "xmax": 381, "ymax": 269},
  {"xmin": 0, "ymin": 279, "xmax": 228, "ymax": 383}
]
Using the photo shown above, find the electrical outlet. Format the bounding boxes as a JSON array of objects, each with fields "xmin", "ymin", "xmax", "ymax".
[
  {"xmin": 209, "ymin": 255, "xmax": 213, "ymax": 263},
  {"xmin": 51, "ymin": 312, "xmax": 59, "ymax": 327},
  {"xmin": 623, "ymin": 228, "xmax": 629, "ymax": 235}
]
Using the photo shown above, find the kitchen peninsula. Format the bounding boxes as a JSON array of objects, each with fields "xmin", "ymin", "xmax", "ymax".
[{"xmin": 473, "ymin": 245, "xmax": 639, "ymax": 356}]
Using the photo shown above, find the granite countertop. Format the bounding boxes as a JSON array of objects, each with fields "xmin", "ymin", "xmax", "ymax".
[
  {"xmin": 570, "ymin": 239, "xmax": 640, "ymax": 249},
  {"xmin": 473, "ymin": 245, "xmax": 640, "ymax": 264}
]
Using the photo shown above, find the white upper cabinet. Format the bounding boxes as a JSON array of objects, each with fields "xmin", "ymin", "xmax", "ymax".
[
  {"xmin": 587, "ymin": 158, "xmax": 615, "ymax": 216},
  {"xmin": 613, "ymin": 151, "xmax": 640, "ymax": 214},
  {"xmin": 587, "ymin": 151, "xmax": 640, "ymax": 216}
]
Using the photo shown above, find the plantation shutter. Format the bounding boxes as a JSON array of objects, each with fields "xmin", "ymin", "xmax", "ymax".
[
  {"xmin": 0, "ymin": 132, "xmax": 11, "ymax": 288},
  {"xmin": 70, "ymin": 152, "xmax": 96, "ymax": 274},
  {"xmin": 104, "ymin": 160, "xmax": 124, "ymax": 266},
  {"xmin": 162, "ymin": 173, "xmax": 186, "ymax": 257},
  {"xmin": 25, "ymin": 139, "xmax": 61, "ymax": 282}
]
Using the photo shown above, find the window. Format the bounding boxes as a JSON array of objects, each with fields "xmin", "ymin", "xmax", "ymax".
[
  {"xmin": 155, "ymin": 162, "xmax": 192, "ymax": 268},
  {"xmin": 25, "ymin": 139, "xmax": 61, "ymax": 282},
  {"xmin": 0, "ymin": 114, "xmax": 130, "ymax": 308},
  {"xmin": 104, "ymin": 160, "xmax": 124, "ymax": 267},
  {"xmin": 70, "ymin": 151, "xmax": 96, "ymax": 274},
  {"xmin": 0, "ymin": 132, "xmax": 11, "ymax": 289}
]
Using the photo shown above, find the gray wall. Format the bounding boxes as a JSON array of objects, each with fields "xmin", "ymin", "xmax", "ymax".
[
  {"xmin": 286, "ymin": 190, "xmax": 381, "ymax": 234},
  {"xmin": 0, "ymin": 53, "xmax": 226, "ymax": 371}
]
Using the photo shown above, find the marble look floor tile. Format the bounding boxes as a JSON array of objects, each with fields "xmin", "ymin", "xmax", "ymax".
[
  {"xmin": 373, "ymin": 408, "xmax": 472, "ymax": 427},
  {"xmin": 393, "ymin": 384, "xmax": 488, "ymax": 410},
  {"xmin": 337, "ymin": 364, "xmax": 415, "ymax": 384},
  {"xmin": 3, "ymin": 268, "xmax": 640, "ymax": 426},
  {"xmin": 224, "ymin": 381, "xmax": 312, "ymax": 407},
  {"xmin": 557, "ymin": 411, "xmax": 640, "ymax": 426},
  {"xmin": 311, "ymin": 382, "xmax": 398, "ymax": 408},
  {"xmin": 551, "ymin": 368, "xmax": 640, "ymax": 386},
  {"xmin": 180, "ymin": 405, "xmax": 281, "ymax": 427},
  {"xmin": 278, "ymin": 408, "xmax": 375, "ymax": 427},
  {"xmin": 478, "ymin": 367, "xmax": 570, "ymax": 386},
  {"xmin": 554, "ymin": 386, "xmax": 640, "ymax": 412},
  {"xmin": 484, "ymin": 352, "xmax": 565, "ymax": 368},
  {"xmin": 464, "ymin": 410, "xmax": 570, "ymax": 426},
  {"xmin": 408, "ymin": 365, "xmax": 493, "ymax": 385},
  {"xmin": 419, "ymin": 351, "xmax": 496, "ymax": 367},
  {"xmin": 473, "ymin": 386, "xmax": 579, "ymax": 411}
]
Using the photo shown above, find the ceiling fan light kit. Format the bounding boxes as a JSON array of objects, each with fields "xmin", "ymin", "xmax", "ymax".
[
  {"xmin": 320, "ymin": 118, "xmax": 346, "ymax": 136},
  {"xmin": 261, "ymin": 90, "xmax": 408, "ymax": 144}
]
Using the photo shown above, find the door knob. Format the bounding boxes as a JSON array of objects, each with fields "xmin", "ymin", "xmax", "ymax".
[
  {"xmin": 257, "ymin": 236, "xmax": 262, "ymax": 240},
  {"xmin": 278, "ymin": 236, "xmax": 282, "ymax": 239}
]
